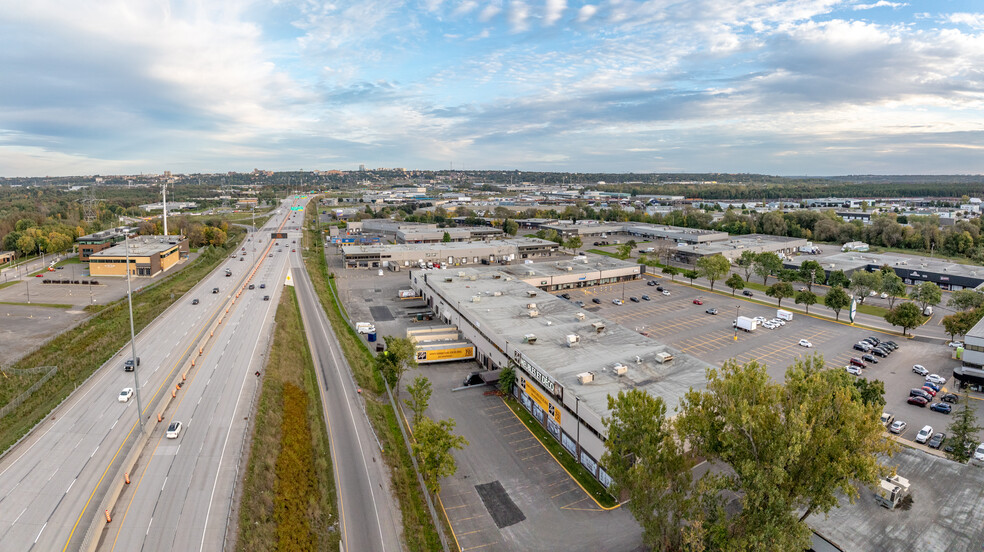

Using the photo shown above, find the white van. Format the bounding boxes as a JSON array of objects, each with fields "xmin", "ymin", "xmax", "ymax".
[
  {"xmin": 776, "ymin": 309, "xmax": 793, "ymax": 321},
  {"xmin": 923, "ymin": 306, "xmax": 933, "ymax": 316},
  {"xmin": 356, "ymin": 322, "xmax": 376, "ymax": 334}
]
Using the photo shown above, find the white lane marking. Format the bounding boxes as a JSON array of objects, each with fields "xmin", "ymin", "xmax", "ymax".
[
  {"xmin": 162, "ymin": 476, "xmax": 167, "ymax": 491},
  {"xmin": 90, "ymin": 446, "xmax": 99, "ymax": 458},
  {"xmin": 111, "ymin": 419, "xmax": 118, "ymax": 430},
  {"xmin": 147, "ymin": 517, "xmax": 153, "ymax": 535},
  {"xmin": 66, "ymin": 479, "xmax": 75, "ymax": 494},
  {"xmin": 13, "ymin": 507, "xmax": 27, "ymax": 524},
  {"xmin": 34, "ymin": 522, "xmax": 47, "ymax": 543}
]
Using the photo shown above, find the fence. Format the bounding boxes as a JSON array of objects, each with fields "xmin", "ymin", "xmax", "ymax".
[{"xmin": 0, "ymin": 366, "xmax": 58, "ymax": 419}]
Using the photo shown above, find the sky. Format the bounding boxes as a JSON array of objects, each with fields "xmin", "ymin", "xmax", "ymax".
[{"xmin": 1, "ymin": 0, "xmax": 984, "ymax": 177}]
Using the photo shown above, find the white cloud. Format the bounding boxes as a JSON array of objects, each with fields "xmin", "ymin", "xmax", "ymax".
[
  {"xmin": 479, "ymin": 3, "xmax": 502, "ymax": 22},
  {"xmin": 544, "ymin": 0, "xmax": 566, "ymax": 26},
  {"xmin": 577, "ymin": 4, "xmax": 597, "ymax": 23},
  {"xmin": 853, "ymin": 1, "xmax": 906, "ymax": 10},
  {"xmin": 508, "ymin": 1, "xmax": 530, "ymax": 32},
  {"xmin": 453, "ymin": 0, "xmax": 479, "ymax": 17},
  {"xmin": 946, "ymin": 13, "xmax": 984, "ymax": 29}
]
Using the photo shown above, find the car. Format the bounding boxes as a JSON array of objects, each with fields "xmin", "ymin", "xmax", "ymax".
[
  {"xmin": 798, "ymin": 339, "xmax": 813, "ymax": 348},
  {"xmin": 880, "ymin": 412, "xmax": 895, "ymax": 427},
  {"xmin": 268, "ymin": 253, "xmax": 273, "ymax": 257},
  {"xmin": 630, "ymin": 296, "xmax": 640, "ymax": 303},
  {"xmin": 166, "ymin": 421, "xmax": 183, "ymax": 439},
  {"xmin": 192, "ymin": 298, "xmax": 199, "ymax": 305},
  {"xmin": 34, "ymin": 273, "xmax": 43, "ymax": 277},
  {"xmin": 753, "ymin": 316, "xmax": 767, "ymax": 323},
  {"xmin": 647, "ymin": 280, "xmax": 657, "ymax": 286},
  {"xmin": 662, "ymin": 290, "xmax": 670, "ymax": 296},
  {"xmin": 212, "ymin": 287, "xmax": 220, "ymax": 294},
  {"xmin": 930, "ymin": 402, "xmax": 952, "ymax": 414},
  {"xmin": 862, "ymin": 337, "xmax": 879, "ymax": 346},
  {"xmin": 575, "ymin": 300, "xmax": 585, "ymax": 307},
  {"xmin": 849, "ymin": 357, "xmax": 866, "ymax": 368},
  {"xmin": 656, "ymin": 286, "xmax": 664, "ymax": 292},
  {"xmin": 248, "ymin": 284, "xmax": 255, "ymax": 290},
  {"xmin": 941, "ymin": 393, "xmax": 959, "ymax": 404},
  {"xmin": 920, "ymin": 386, "xmax": 938, "ymax": 397},
  {"xmin": 592, "ymin": 298, "xmax": 602, "ymax": 304},
  {"xmin": 260, "ymin": 283, "xmax": 266, "ymax": 289},
  {"xmin": 884, "ymin": 340, "xmax": 899, "ymax": 349},
  {"xmin": 693, "ymin": 299, "xmax": 703, "ymax": 305},
  {"xmin": 915, "ymin": 425, "xmax": 934, "ymax": 443},
  {"xmin": 861, "ymin": 354, "xmax": 878, "ymax": 364},
  {"xmin": 922, "ymin": 381, "xmax": 941, "ymax": 392},
  {"xmin": 926, "ymin": 374, "xmax": 947, "ymax": 385},
  {"xmin": 118, "ymin": 388, "xmax": 134, "ymax": 403},
  {"xmin": 613, "ymin": 299, "xmax": 624, "ymax": 305},
  {"xmin": 292, "ymin": 248, "xmax": 296, "ymax": 252},
  {"xmin": 856, "ymin": 342, "xmax": 872, "ymax": 351},
  {"xmin": 912, "ymin": 364, "xmax": 929, "ymax": 376},
  {"xmin": 560, "ymin": 293, "xmax": 572, "ymax": 300},
  {"xmin": 909, "ymin": 388, "xmax": 932, "ymax": 401},
  {"xmin": 870, "ymin": 348, "xmax": 888, "ymax": 357},
  {"xmin": 771, "ymin": 319, "xmax": 785, "ymax": 326},
  {"xmin": 889, "ymin": 420, "xmax": 907, "ymax": 434},
  {"xmin": 743, "ymin": 290, "xmax": 754, "ymax": 297},
  {"xmin": 124, "ymin": 357, "xmax": 140, "ymax": 369},
  {"xmin": 869, "ymin": 290, "xmax": 878, "ymax": 297},
  {"xmin": 853, "ymin": 343, "xmax": 869, "ymax": 352},
  {"xmin": 880, "ymin": 292, "xmax": 889, "ymax": 299},
  {"xmin": 948, "ymin": 341, "xmax": 964, "ymax": 348},
  {"xmin": 263, "ymin": 295, "xmax": 270, "ymax": 301},
  {"xmin": 240, "ymin": 257, "xmax": 244, "ymax": 261},
  {"xmin": 908, "ymin": 396, "xmax": 929, "ymax": 407},
  {"xmin": 846, "ymin": 365, "xmax": 863, "ymax": 376},
  {"xmin": 927, "ymin": 432, "xmax": 946, "ymax": 449},
  {"xmin": 706, "ymin": 308, "xmax": 718, "ymax": 315},
  {"xmin": 641, "ymin": 295, "xmax": 650, "ymax": 301},
  {"xmin": 974, "ymin": 443, "xmax": 984, "ymax": 463}
]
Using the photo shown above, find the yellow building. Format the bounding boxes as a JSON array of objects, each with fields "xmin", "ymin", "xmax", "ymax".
[{"xmin": 88, "ymin": 236, "xmax": 189, "ymax": 277}]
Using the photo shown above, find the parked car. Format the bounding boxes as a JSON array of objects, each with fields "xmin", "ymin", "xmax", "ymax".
[
  {"xmin": 948, "ymin": 341, "xmax": 964, "ymax": 348},
  {"xmin": 743, "ymin": 290, "xmax": 754, "ymax": 297},
  {"xmin": 884, "ymin": 340, "xmax": 899, "ymax": 348},
  {"xmin": 592, "ymin": 298, "xmax": 602, "ymax": 304},
  {"xmin": 915, "ymin": 425, "xmax": 934, "ymax": 444},
  {"xmin": 853, "ymin": 343, "xmax": 869, "ymax": 352},
  {"xmin": 798, "ymin": 339, "xmax": 813, "ymax": 348},
  {"xmin": 656, "ymin": 286, "xmax": 664, "ymax": 291},
  {"xmin": 909, "ymin": 388, "xmax": 932, "ymax": 401},
  {"xmin": 259, "ymin": 283, "xmax": 266, "ymax": 289},
  {"xmin": 974, "ymin": 443, "xmax": 984, "ymax": 463},
  {"xmin": 927, "ymin": 432, "xmax": 946, "ymax": 449},
  {"xmin": 192, "ymin": 298, "xmax": 199, "ymax": 305},
  {"xmin": 941, "ymin": 393, "xmax": 959, "ymax": 404},
  {"xmin": 867, "ymin": 336, "xmax": 881, "ymax": 345},
  {"xmin": 846, "ymin": 365, "xmax": 863, "ymax": 376},
  {"xmin": 248, "ymin": 284, "xmax": 255, "ymax": 290},
  {"xmin": 575, "ymin": 300, "xmax": 585, "ymax": 307},
  {"xmin": 908, "ymin": 396, "xmax": 929, "ymax": 407},
  {"xmin": 912, "ymin": 364, "xmax": 929, "ymax": 376},
  {"xmin": 880, "ymin": 412, "xmax": 895, "ymax": 427},
  {"xmin": 630, "ymin": 296, "xmax": 640, "ymax": 303},
  {"xmin": 560, "ymin": 293, "xmax": 572, "ymax": 300},
  {"xmin": 647, "ymin": 280, "xmax": 657, "ymax": 286},
  {"xmin": 641, "ymin": 295, "xmax": 650, "ymax": 301},
  {"xmin": 705, "ymin": 308, "xmax": 718, "ymax": 315},
  {"xmin": 849, "ymin": 358, "xmax": 867, "ymax": 368},
  {"xmin": 662, "ymin": 290, "xmax": 670, "ymax": 296},
  {"xmin": 263, "ymin": 295, "xmax": 270, "ymax": 301},
  {"xmin": 118, "ymin": 388, "xmax": 134, "ymax": 403},
  {"xmin": 922, "ymin": 381, "xmax": 941, "ymax": 393},
  {"xmin": 861, "ymin": 354, "xmax": 878, "ymax": 364},
  {"xmin": 889, "ymin": 420, "xmax": 907, "ymax": 434},
  {"xmin": 613, "ymin": 299, "xmax": 624, "ymax": 305},
  {"xmin": 870, "ymin": 348, "xmax": 888, "ymax": 357},
  {"xmin": 693, "ymin": 298, "xmax": 703, "ymax": 305},
  {"xmin": 926, "ymin": 374, "xmax": 947, "ymax": 385},
  {"xmin": 880, "ymin": 292, "xmax": 889, "ymax": 299},
  {"xmin": 166, "ymin": 421, "xmax": 183, "ymax": 439},
  {"xmin": 920, "ymin": 386, "xmax": 938, "ymax": 397},
  {"xmin": 930, "ymin": 402, "xmax": 952, "ymax": 414}
]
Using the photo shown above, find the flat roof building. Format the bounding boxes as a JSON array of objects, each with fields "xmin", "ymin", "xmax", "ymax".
[
  {"xmin": 341, "ymin": 238, "xmax": 558, "ymax": 269},
  {"xmin": 77, "ymin": 226, "xmax": 138, "ymax": 261},
  {"xmin": 88, "ymin": 235, "xmax": 189, "ymax": 277},
  {"xmin": 409, "ymin": 264, "xmax": 711, "ymax": 487},
  {"xmin": 675, "ymin": 234, "xmax": 809, "ymax": 263},
  {"xmin": 539, "ymin": 221, "xmax": 730, "ymax": 245},
  {"xmin": 798, "ymin": 250, "xmax": 984, "ymax": 291}
]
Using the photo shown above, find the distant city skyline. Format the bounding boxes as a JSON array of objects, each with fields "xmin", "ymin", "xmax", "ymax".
[{"xmin": 2, "ymin": 1, "xmax": 984, "ymax": 177}]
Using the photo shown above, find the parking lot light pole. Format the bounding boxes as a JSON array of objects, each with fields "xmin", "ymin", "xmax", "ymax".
[
  {"xmin": 574, "ymin": 394, "xmax": 581, "ymax": 459},
  {"xmin": 734, "ymin": 305, "xmax": 740, "ymax": 341}
]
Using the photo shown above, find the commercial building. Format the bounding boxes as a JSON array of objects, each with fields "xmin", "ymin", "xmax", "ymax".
[
  {"xmin": 0, "ymin": 251, "xmax": 14, "ymax": 265},
  {"xmin": 76, "ymin": 226, "xmax": 138, "ymax": 261},
  {"xmin": 341, "ymin": 238, "xmax": 558, "ymax": 269},
  {"xmin": 539, "ymin": 221, "xmax": 730, "ymax": 245},
  {"xmin": 408, "ymin": 264, "xmax": 710, "ymax": 487},
  {"xmin": 954, "ymin": 317, "xmax": 984, "ymax": 389},
  {"xmin": 346, "ymin": 219, "xmax": 504, "ymax": 243},
  {"xmin": 799, "ymin": 250, "xmax": 984, "ymax": 291},
  {"xmin": 674, "ymin": 234, "xmax": 809, "ymax": 263},
  {"xmin": 139, "ymin": 201, "xmax": 197, "ymax": 212},
  {"xmin": 88, "ymin": 235, "xmax": 189, "ymax": 277}
]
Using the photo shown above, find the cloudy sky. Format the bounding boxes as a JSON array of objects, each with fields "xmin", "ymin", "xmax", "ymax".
[{"xmin": 1, "ymin": 0, "xmax": 983, "ymax": 177}]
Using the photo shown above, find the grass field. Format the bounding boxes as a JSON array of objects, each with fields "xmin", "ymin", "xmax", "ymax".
[
  {"xmin": 237, "ymin": 287, "xmax": 338, "ymax": 551},
  {"xmin": 0, "ymin": 236, "xmax": 243, "ymax": 456}
]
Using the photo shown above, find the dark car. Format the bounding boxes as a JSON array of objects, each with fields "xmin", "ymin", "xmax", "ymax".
[
  {"xmin": 907, "ymin": 396, "xmax": 929, "ymax": 407},
  {"xmin": 861, "ymin": 354, "xmax": 878, "ymax": 364},
  {"xmin": 909, "ymin": 388, "xmax": 933, "ymax": 401},
  {"xmin": 630, "ymin": 297, "xmax": 640, "ymax": 303},
  {"xmin": 706, "ymin": 308, "xmax": 719, "ymax": 315},
  {"xmin": 853, "ymin": 343, "xmax": 869, "ymax": 352},
  {"xmin": 641, "ymin": 295, "xmax": 650, "ymax": 301},
  {"xmin": 862, "ymin": 337, "xmax": 879, "ymax": 346},
  {"xmin": 880, "ymin": 341, "xmax": 898, "ymax": 350},
  {"xmin": 884, "ymin": 340, "xmax": 899, "ymax": 349},
  {"xmin": 871, "ymin": 347, "xmax": 889, "ymax": 357},
  {"xmin": 941, "ymin": 393, "xmax": 959, "ymax": 404},
  {"xmin": 867, "ymin": 336, "xmax": 881, "ymax": 345},
  {"xmin": 930, "ymin": 402, "xmax": 952, "ymax": 414},
  {"xmin": 192, "ymin": 298, "xmax": 199, "ymax": 305},
  {"xmin": 743, "ymin": 290, "xmax": 754, "ymax": 297},
  {"xmin": 248, "ymin": 284, "xmax": 255, "ymax": 290},
  {"xmin": 657, "ymin": 286, "xmax": 664, "ymax": 292},
  {"xmin": 560, "ymin": 293, "xmax": 572, "ymax": 300},
  {"xmin": 263, "ymin": 295, "xmax": 270, "ymax": 301},
  {"xmin": 259, "ymin": 283, "xmax": 266, "ymax": 289},
  {"xmin": 849, "ymin": 357, "xmax": 867, "ymax": 368},
  {"xmin": 927, "ymin": 432, "xmax": 946, "ymax": 449},
  {"xmin": 592, "ymin": 298, "xmax": 602, "ymax": 304},
  {"xmin": 647, "ymin": 280, "xmax": 657, "ymax": 286}
]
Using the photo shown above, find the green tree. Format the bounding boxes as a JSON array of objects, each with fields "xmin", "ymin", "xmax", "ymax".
[
  {"xmin": 676, "ymin": 356, "xmax": 895, "ymax": 551},
  {"xmin": 827, "ymin": 269, "xmax": 848, "ymax": 288},
  {"xmin": 442, "ymin": 231, "xmax": 452, "ymax": 243},
  {"xmin": 753, "ymin": 252, "xmax": 783, "ymax": 285},
  {"xmin": 380, "ymin": 336, "xmax": 418, "ymax": 396},
  {"xmin": 616, "ymin": 243, "xmax": 632, "ymax": 259},
  {"xmin": 850, "ymin": 270, "xmax": 882, "ymax": 306},
  {"xmin": 910, "ymin": 281, "xmax": 942, "ymax": 313},
  {"xmin": 696, "ymin": 254, "xmax": 731, "ymax": 291},
  {"xmin": 766, "ymin": 282, "xmax": 795, "ymax": 307},
  {"xmin": 778, "ymin": 268, "xmax": 799, "ymax": 283},
  {"xmin": 884, "ymin": 302, "xmax": 923, "ymax": 336},
  {"xmin": 853, "ymin": 378, "xmax": 886, "ymax": 408},
  {"xmin": 726, "ymin": 273, "xmax": 745, "ymax": 296},
  {"xmin": 412, "ymin": 417, "xmax": 469, "ymax": 494},
  {"xmin": 942, "ymin": 312, "xmax": 977, "ymax": 342},
  {"xmin": 565, "ymin": 235, "xmax": 583, "ymax": 254},
  {"xmin": 662, "ymin": 266, "xmax": 680, "ymax": 281},
  {"xmin": 736, "ymin": 250, "xmax": 757, "ymax": 281},
  {"xmin": 498, "ymin": 364, "xmax": 516, "ymax": 395},
  {"xmin": 946, "ymin": 388, "xmax": 982, "ymax": 464},
  {"xmin": 502, "ymin": 218, "xmax": 519, "ymax": 236},
  {"xmin": 794, "ymin": 290, "xmax": 818, "ymax": 313},
  {"xmin": 881, "ymin": 272, "xmax": 906, "ymax": 310},
  {"xmin": 798, "ymin": 260, "xmax": 823, "ymax": 291},
  {"xmin": 404, "ymin": 375, "xmax": 433, "ymax": 427},
  {"xmin": 824, "ymin": 286, "xmax": 852, "ymax": 321},
  {"xmin": 602, "ymin": 390, "xmax": 694, "ymax": 551},
  {"xmin": 682, "ymin": 269, "xmax": 699, "ymax": 285},
  {"xmin": 948, "ymin": 289, "xmax": 984, "ymax": 311}
]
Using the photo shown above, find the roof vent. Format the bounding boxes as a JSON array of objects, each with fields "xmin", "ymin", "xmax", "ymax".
[
  {"xmin": 493, "ymin": 291, "xmax": 502, "ymax": 296},
  {"xmin": 523, "ymin": 334, "xmax": 537, "ymax": 344},
  {"xmin": 528, "ymin": 309, "xmax": 539, "ymax": 318},
  {"xmin": 526, "ymin": 303, "xmax": 537, "ymax": 309}
]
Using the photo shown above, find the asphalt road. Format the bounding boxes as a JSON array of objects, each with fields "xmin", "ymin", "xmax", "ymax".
[
  {"xmin": 0, "ymin": 199, "xmax": 299, "ymax": 551},
  {"xmin": 292, "ymin": 246, "xmax": 402, "ymax": 552}
]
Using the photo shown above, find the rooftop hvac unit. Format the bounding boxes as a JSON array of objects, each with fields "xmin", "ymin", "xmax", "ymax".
[
  {"xmin": 528, "ymin": 309, "xmax": 539, "ymax": 318},
  {"xmin": 524, "ymin": 334, "xmax": 537, "ymax": 344},
  {"xmin": 444, "ymin": 278, "xmax": 452, "ymax": 283},
  {"xmin": 577, "ymin": 372, "xmax": 594, "ymax": 385},
  {"xmin": 526, "ymin": 303, "xmax": 537, "ymax": 309},
  {"xmin": 654, "ymin": 352, "xmax": 674, "ymax": 364},
  {"xmin": 527, "ymin": 270, "xmax": 536, "ymax": 276},
  {"xmin": 469, "ymin": 275, "xmax": 477, "ymax": 281},
  {"xmin": 575, "ymin": 312, "xmax": 586, "ymax": 321},
  {"xmin": 471, "ymin": 296, "xmax": 481, "ymax": 302},
  {"xmin": 565, "ymin": 266, "xmax": 573, "ymax": 271},
  {"xmin": 505, "ymin": 277, "xmax": 513, "ymax": 281},
  {"xmin": 566, "ymin": 334, "xmax": 580, "ymax": 347},
  {"xmin": 493, "ymin": 291, "xmax": 502, "ymax": 296},
  {"xmin": 527, "ymin": 290, "xmax": 538, "ymax": 297},
  {"xmin": 613, "ymin": 364, "xmax": 628, "ymax": 376},
  {"xmin": 458, "ymin": 271, "xmax": 466, "ymax": 277},
  {"xmin": 591, "ymin": 321, "xmax": 606, "ymax": 333}
]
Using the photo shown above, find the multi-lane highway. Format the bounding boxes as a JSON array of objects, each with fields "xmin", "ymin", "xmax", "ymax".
[{"xmin": 0, "ymin": 198, "xmax": 302, "ymax": 551}]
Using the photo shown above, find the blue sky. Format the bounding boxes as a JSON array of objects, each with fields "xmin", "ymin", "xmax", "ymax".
[{"xmin": 2, "ymin": 0, "xmax": 984, "ymax": 177}]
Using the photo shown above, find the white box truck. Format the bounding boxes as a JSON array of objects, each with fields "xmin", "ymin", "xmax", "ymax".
[
  {"xmin": 776, "ymin": 309, "xmax": 793, "ymax": 321},
  {"xmin": 733, "ymin": 316, "xmax": 757, "ymax": 332}
]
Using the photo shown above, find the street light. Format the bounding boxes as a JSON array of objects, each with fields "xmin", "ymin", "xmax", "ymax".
[
  {"xmin": 574, "ymin": 394, "xmax": 581, "ymax": 459},
  {"xmin": 734, "ymin": 305, "xmax": 740, "ymax": 341}
]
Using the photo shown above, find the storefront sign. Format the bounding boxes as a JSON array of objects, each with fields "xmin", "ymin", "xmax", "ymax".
[
  {"xmin": 522, "ymin": 379, "xmax": 561, "ymax": 423},
  {"xmin": 514, "ymin": 351, "xmax": 561, "ymax": 395}
]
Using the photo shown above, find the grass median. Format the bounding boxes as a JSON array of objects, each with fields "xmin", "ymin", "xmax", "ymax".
[
  {"xmin": 237, "ymin": 287, "xmax": 338, "ymax": 551},
  {"xmin": 303, "ymin": 203, "xmax": 444, "ymax": 552},
  {"xmin": 0, "ymin": 236, "xmax": 243, "ymax": 456}
]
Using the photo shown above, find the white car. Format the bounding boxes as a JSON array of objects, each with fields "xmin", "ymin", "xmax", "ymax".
[
  {"xmin": 846, "ymin": 365, "xmax": 863, "ymax": 376},
  {"xmin": 753, "ymin": 316, "xmax": 767, "ymax": 324},
  {"xmin": 975, "ymin": 443, "xmax": 984, "ymax": 464},
  {"xmin": 948, "ymin": 341, "xmax": 964, "ymax": 349},
  {"xmin": 612, "ymin": 299, "xmax": 624, "ymax": 305},
  {"xmin": 118, "ymin": 388, "xmax": 134, "ymax": 403},
  {"xmin": 915, "ymin": 425, "xmax": 934, "ymax": 444},
  {"xmin": 661, "ymin": 290, "xmax": 670, "ymax": 296},
  {"xmin": 798, "ymin": 339, "xmax": 813, "ymax": 348},
  {"xmin": 166, "ymin": 421, "xmax": 183, "ymax": 439},
  {"xmin": 912, "ymin": 364, "xmax": 929, "ymax": 376},
  {"xmin": 880, "ymin": 292, "xmax": 889, "ymax": 299},
  {"xmin": 926, "ymin": 374, "xmax": 947, "ymax": 386},
  {"xmin": 869, "ymin": 290, "xmax": 878, "ymax": 297}
]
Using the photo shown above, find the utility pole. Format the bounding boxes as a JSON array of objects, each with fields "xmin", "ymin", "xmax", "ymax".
[
  {"xmin": 162, "ymin": 181, "xmax": 168, "ymax": 237},
  {"xmin": 125, "ymin": 236, "xmax": 146, "ymax": 432}
]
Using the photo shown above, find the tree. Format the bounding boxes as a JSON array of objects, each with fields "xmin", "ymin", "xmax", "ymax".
[
  {"xmin": 828, "ymin": 269, "xmax": 848, "ymax": 288},
  {"xmin": 778, "ymin": 268, "xmax": 798, "ymax": 283},
  {"xmin": 696, "ymin": 254, "xmax": 730, "ymax": 291},
  {"xmin": 442, "ymin": 231, "xmax": 451, "ymax": 243},
  {"xmin": 942, "ymin": 312, "xmax": 977, "ymax": 342},
  {"xmin": 736, "ymin": 250, "xmax": 757, "ymax": 281},
  {"xmin": 798, "ymin": 260, "xmax": 823, "ymax": 291},
  {"xmin": 565, "ymin": 235, "xmax": 583, "ymax": 254},
  {"xmin": 662, "ymin": 266, "xmax": 679, "ymax": 281},
  {"xmin": 380, "ymin": 336, "xmax": 418, "ymax": 397},
  {"xmin": 753, "ymin": 252, "xmax": 783, "ymax": 285},
  {"xmin": 849, "ymin": 270, "xmax": 882, "ymax": 306},
  {"xmin": 794, "ymin": 290, "xmax": 817, "ymax": 313},
  {"xmin": 946, "ymin": 388, "xmax": 982, "ymax": 463},
  {"xmin": 616, "ymin": 243, "xmax": 632, "ymax": 259},
  {"xmin": 412, "ymin": 417, "xmax": 469, "ymax": 494},
  {"xmin": 682, "ymin": 269, "xmax": 699, "ymax": 285},
  {"xmin": 884, "ymin": 302, "xmax": 923, "ymax": 336},
  {"xmin": 404, "ymin": 376, "xmax": 433, "ymax": 427},
  {"xmin": 498, "ymin": 364, "xmax": 516, "ymax": 395},
  {"xmin": 676, "ymin": 356, "xmax": 895, "ymax": 551},
  {"xmin": 949, "ymin": 289, "xmax": 984, "ymax": 311},
  {"xmin": 910, "ymin": 281, "xmax": 942, "ymax": 313},
  {"xmin": 824, "ymin": 286, "xmax": 852, "ymax": 321},
  {"xmin": 502, "ymin": 218, "xmax": 519, "ymax": 236},
  {"xmin": 766, "ymin": 282, "xmax": 795, "ymax": 307},
  {"xmin": 726, "ymin": 273, "xmax": 745, "ymax": 296},
  {"xmin": 603, "ymin": 390, "xmax": 694, "ymax": 551},
  {"xmin": 881, "ymin": 272, "xmax": 906, "ymax": 310},
  {"xmin": 853, "ymin": 378, "xmax": 886, "ymax": 409}
]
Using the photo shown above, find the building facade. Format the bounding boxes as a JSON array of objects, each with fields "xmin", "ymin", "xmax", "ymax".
[{"xmin": 88, "ymin": 236, "xmax": 189, "ymax": 277}]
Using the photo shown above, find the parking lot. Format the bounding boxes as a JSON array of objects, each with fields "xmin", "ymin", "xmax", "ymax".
[{"xmin": 562, "ymin": 275, "xmax": 984, "ymax": 449}]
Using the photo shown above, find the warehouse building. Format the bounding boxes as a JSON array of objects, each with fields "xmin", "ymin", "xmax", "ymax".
[
  {"xmin": 408, "ymin": 265, "xmax": 710, "ymax": 487},
  {"xmin": 346, "ymin": 219, "xmax": 504, "ymax": 243},
  {"xmin": 793, "ymin": 250, "xmax": 984, "ymax": 291},
  {"xmin": 540, "ymin": 221, "xmax": 729, "ymax": 245},
  {"xmin": 76, "ymin": 226, "xmax": 138, "ymax": 261},
  {"xmin": 675, "ymin": 234, "xmax": 809, "ymax": 263},
  {"xmin": 341, "ymin": 238, "xmax": 557, "ymax": 269},
  {"xmin": 88, "ymin": 236, "xmax": 189, "ymax": 277}
]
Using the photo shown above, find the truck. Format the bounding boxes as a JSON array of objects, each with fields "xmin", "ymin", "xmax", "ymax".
[
  {"xmin": 874, "ymin": 474, "xmax": 910, "ymax": 509},
  {"xmin": 776, "ymin": 309, "xmax": 793, "ymax": 321},
  {"xmin": 733, "ymin": 316, "xmax": 757, "ymax": 332}
]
